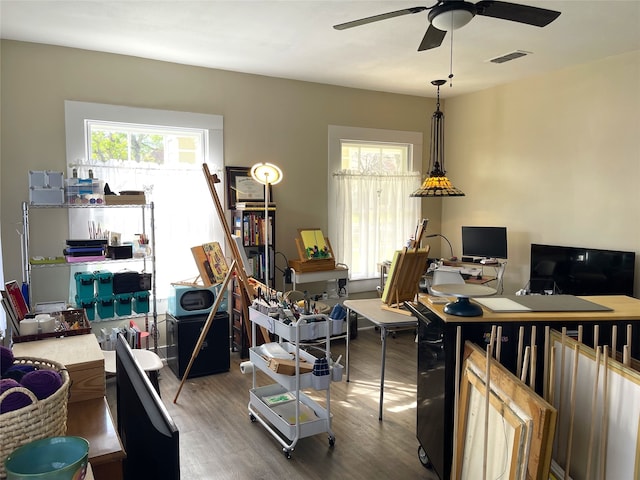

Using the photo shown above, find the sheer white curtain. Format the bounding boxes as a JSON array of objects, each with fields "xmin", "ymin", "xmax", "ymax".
[{"xmin": 334, "ymin": 171, "xmax": 420, "ymax": 280}]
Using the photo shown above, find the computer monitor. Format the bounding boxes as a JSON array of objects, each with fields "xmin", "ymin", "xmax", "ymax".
[
  {"xmin": 116, "ymin": 333, "xmax": 180, "ymax": 479},
  {"xmin": 461, "ymin": 226, "xmax": 508, "ymax": 260}
]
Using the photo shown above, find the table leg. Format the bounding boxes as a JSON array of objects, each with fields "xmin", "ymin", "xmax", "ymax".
[
  {"xmin": 379, "ymin": 326, "xmax": 387, "ymax": 421},
  {"xmin": 346, "ymin": 307, "xmax": 351, "ymax": 382}
]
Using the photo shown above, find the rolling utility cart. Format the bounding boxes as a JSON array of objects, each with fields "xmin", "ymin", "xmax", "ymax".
[{"xmin": 247, "ymin": 305, "xmax": 335, "ymax": 458}]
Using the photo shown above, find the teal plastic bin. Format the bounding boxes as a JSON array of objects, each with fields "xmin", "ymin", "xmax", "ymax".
[
  {"xmin": 74, "ymin": 272, "xmax": 95, "ymax": 299},
  {"xmin": 133, "ymin": 291, "xmax": 150, "ymax": 314},
  {"xmin": 115, "ymin": 293, "xmax": 133, "ymax": 316},
  {"xmin": 96, "ymin": 295, "xmax": 115, "ymax": 319},
  {"xmin": 94, "ymin": 270, "xmax": 114, "ymax": 297},
  {"xmin": 75, "ymin": 295, "xmax": 95, "ymax": 321}
]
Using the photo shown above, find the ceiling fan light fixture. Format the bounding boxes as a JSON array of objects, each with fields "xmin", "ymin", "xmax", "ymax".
[{"xmin": 429, "ymin": 3, "xmax": 475, "ymax": 31}]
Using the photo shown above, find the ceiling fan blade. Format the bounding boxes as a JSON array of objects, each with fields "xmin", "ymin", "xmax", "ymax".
[
  {"xmin": 475, "ymin": 1, "xmax": 561, "ymax": 27},
  {"xmin": 333, "ymin": 6, "xmax": 428, "ymax": 30},
  {"xmin": 418, "ymin": 24, "xmax": 447, "ymax": 51}
]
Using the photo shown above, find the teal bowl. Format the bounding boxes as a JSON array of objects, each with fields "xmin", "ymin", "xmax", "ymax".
[{"xmin": 4, "ymin": 436, "xmax": 89, "ymax": 480}]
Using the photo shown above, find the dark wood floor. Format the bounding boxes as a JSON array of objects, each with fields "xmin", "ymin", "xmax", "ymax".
[{"xmin": 107, "ymin": 327, "xmax": 440, "ymax": 479}]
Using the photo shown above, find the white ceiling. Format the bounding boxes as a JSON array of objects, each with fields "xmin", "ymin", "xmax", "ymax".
[{"xmin": 1, "ymin": 1, "xmax": 639, "ymax": 98}]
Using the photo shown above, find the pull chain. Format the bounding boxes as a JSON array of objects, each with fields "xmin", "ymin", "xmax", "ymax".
[{"xmin": 449, "ymin": 21, "xmax": 454, "ymax": 87}]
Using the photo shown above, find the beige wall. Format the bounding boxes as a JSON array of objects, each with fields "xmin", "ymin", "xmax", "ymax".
[
  {"xmin": 0, "ymin": 40, "xmax": 440, "ymax": 295},
  {"xmin": 442, "ymin": 50, "xmax": 640, "ymax": 295},
  {"xmin": 1, "ymin": 40, "xmax": 639, "ymax": 309}
]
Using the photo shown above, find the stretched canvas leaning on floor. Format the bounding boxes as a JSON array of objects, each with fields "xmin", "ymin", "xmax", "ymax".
[
  {"xmin": 550, "ymin": 330, "xmax": 640, "ymax": 480},
  {"xmin": 455, "ymin": 342, "xmax": 556, "ymax": 480}
]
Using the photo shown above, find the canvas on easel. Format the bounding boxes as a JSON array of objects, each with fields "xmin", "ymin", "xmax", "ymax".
[
  {"xmin": 380, "ymin": 219, "xmax": 430, "ymax": 311},
  {"xmin": 174, "ymin": 164, "xmax": 265, "ymax": 403}
]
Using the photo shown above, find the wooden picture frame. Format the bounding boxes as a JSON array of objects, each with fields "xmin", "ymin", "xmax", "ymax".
[{"xmin": 225, "ymin": 166, "xmax": 272, "ymax": 210}]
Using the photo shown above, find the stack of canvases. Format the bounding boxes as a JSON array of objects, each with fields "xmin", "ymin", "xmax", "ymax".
[
  {"xmin": 548, "ymin": 328, "xmax": 639, "ymax": 480},
  {"xmin": 453, "ymin": 341, "xmax": 557, "ymax": 480},
  {"xmin": 0, "ymin": 346, "xmax": 71, "ymax": 478}
]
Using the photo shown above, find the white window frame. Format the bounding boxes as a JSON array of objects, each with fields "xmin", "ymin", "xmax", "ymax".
[
  {"xmin": 328, "ymin": 125, "xmax": 423, "ymax": 293},
  {"xmin": 65, "ymin": 101, "xmax": 224, "ymax": 310}
]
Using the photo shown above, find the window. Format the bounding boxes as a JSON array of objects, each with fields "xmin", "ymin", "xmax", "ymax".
[
  {"xmin": 65, "ymin": 101, "xmax": 224, "ymax": 312},
  {"xmin": 328, "ymin": 126, "xmax": 422, "ymax": 289}
]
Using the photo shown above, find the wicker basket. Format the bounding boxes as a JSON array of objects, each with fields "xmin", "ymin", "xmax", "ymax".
[{"xmin": 0, "ymin": 357, "xmax": 70, "ymax": 479}]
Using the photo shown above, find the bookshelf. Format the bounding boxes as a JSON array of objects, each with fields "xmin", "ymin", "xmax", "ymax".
[
  {"xmin": 230, "ymin": 206, "xmax": 275, "ymax": 357},
  {"xmin": 231, "ymin": 207, "xmax": 275, "ymax": 286}
]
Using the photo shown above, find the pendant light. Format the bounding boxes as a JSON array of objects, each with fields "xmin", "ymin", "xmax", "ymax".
[{"xmin": 411, "ymin": 79, "xmax": 465, "ymax": 197}]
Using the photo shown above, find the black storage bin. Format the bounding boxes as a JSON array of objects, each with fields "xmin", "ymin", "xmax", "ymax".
[
  {"xmin": 113, "ymin": 271, "xmax": 152, "ymax": 294},
  {"xmin": 166, "ymin": 312, "xmax": 230, "ymax": 379}
]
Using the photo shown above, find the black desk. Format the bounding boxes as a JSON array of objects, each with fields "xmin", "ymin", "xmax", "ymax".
[{"xmin": 414, "ymin": 294, "xmax": 640, "ymax": 479}]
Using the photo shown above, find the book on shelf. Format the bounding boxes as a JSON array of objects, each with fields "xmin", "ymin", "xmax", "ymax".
[
  {"xmin": 235, "ymin": 202, "xmax": 275, "ymax": 210},
  {"xmin": 4, "ymin": 280, "xmax": 29, "ymax": 320},
  {"xmin": 1, "ymin": 293, "xmax": 21, "ymax": 334}
]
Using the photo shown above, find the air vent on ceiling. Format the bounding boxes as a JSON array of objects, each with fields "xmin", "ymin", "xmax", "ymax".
[{"xmin": 489, "ymin": 50, "xmax": 531, "ymax": 64}]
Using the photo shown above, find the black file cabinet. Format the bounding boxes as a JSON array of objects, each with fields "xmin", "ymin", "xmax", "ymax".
[{"xmin": 166, "ymin": 311, "xmax": 230, "ymax": 379}]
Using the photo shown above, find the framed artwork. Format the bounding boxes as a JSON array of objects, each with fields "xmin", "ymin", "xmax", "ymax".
[
  {"xmin": 298, "ymin": 228, "xmax": 333, "ymax": 260},
  {"xmin": 225, "ymin": 166, "xmax": 272, "ymax": 210}
]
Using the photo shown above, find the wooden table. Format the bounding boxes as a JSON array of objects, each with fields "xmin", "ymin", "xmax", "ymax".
[
  {"xmin": 343, "ymin": 298, "xmax": 418, "ymax": 420},
  {"xmin": 66, "ymin": 397, "xmax": 125, "ymax": 480},
  {"xmin": 13, "ymin": 334, "xmax": 125, "ymax": 480}
]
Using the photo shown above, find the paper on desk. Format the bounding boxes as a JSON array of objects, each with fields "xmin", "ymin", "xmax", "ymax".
[{"xmin": 474, "ymin": 297, "xmax": 532, "ymax": 312}]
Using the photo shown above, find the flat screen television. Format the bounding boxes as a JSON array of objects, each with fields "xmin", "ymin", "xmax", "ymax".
[
  {"xmin": 116, "ymin": 334, "xmax": 180, "ymax": 480},
  {"xmin": 461, "ymin": 226, "xmax": 508, "ymax": 260},
  {"xmin": 529, "ymin": 243, "xmax": 636, "ymax": 296}
]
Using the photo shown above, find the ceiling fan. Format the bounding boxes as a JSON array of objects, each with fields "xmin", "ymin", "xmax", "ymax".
[{"xmin": 333, "ymin": 1, "xmax": 561, "ymax": 51}]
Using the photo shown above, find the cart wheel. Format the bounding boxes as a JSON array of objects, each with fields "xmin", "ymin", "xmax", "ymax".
[
  {"xmin": 283, "ymin": 448, "xmax": 292, "ymax": 459},
  {"xmin": 249, "ymin": 414, "xmax": 256, "ymax": 423},
  {"xmin": 418, "ymin": 446, "xmax": 432, "ymax": 469},
  {"xmin": 328, "ymin": 435, "xmax": 335, "ymax": 447}
]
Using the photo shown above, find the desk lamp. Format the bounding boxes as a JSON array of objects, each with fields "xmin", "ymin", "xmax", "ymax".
[{"xmin": 250, "ymin": 162, "xmax": 283, "ymax": 292}]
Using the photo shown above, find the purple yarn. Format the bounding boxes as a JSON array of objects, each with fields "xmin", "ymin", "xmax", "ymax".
[
  {"xmin": 0, "ymin": 346, "xmax": 14, "ymax": 375},
  {"xmin": 0, "ymin": 378, "xmax": 33, "ymax": 414},
  {"xmin": 21, "ymin": 369, "xmax": 63, "ymax": 400},
  {"xmin": 2, "ymin": 364, "xmax": 37, "ymax": 382}
]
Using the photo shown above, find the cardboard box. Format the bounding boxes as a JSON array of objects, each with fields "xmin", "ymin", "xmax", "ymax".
[
  {"xmin": 288, "ymin": 258, "xmax": 336, "ymax": 273},
  {"xmin": 104, "ymin": 193, "xmax": 146, "ymax": 205},
  {"xmin": 13, "ymin": 334, "xmax": 105, "ymax": 403},
  {"xmin": 266, "ymin": 357, "xmax": 314, "ymax": 375}
]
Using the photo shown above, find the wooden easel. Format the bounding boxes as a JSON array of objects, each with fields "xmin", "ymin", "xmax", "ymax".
[
  {"xmin": 380, "ymin": 219, "xmax": 430, "ymax": 314},
  {"xmin": 173, "ymin": 164, "xmax": 264, "ymax": 403}
]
